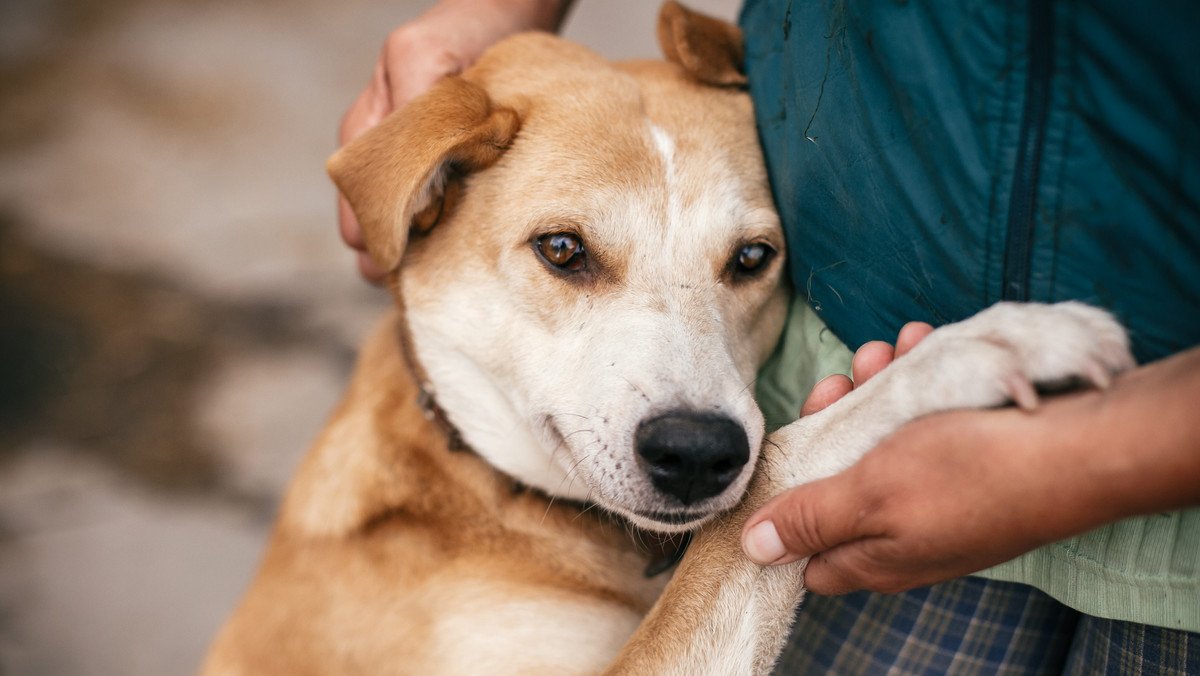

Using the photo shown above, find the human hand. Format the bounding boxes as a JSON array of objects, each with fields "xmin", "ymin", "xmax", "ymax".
[
  {"xmin": 742, "ymin": 335, "xmax": 1200, "ymax": 596},
  {"xmin": 798, "ymin": 321, "xmax": 934, "ymax": 416},
  {"xmin": 743, "ymin": 406, "xmax": 1071, "ymax": 595},
  {"xmin": 741, "ymin": 318, "xmax": 1059, "ymax": 594},
  {"xmin": 337, "ymin": 0, "xmax": 573, "ymax": 283}
]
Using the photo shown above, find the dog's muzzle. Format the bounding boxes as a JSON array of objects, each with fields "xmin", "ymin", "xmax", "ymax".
[{"xmin": 635, "ymin": 411, "xmax": 749, "ymax": 506}]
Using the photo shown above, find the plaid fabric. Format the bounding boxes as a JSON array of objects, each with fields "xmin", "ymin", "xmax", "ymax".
[
  {"xmin": 774, "ymin": 577, "xmax": 1199, "ymax": 675},
  {"xmin": 1064, "ymin": 616, "xmax": 1200, "ymax": 676}
]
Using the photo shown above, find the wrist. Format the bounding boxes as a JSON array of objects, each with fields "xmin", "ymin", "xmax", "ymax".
[
  {"xmin": 516, "ymin": 0, "xmax": 576, "ymax": 32},
  {"xmin": 453, "ymin": 0, "xmax": 575, "ymax": 33},
  {"xmin": 1014, "ymin": 348, "xmax": 1200, "ymax": 540},
  {"xmin": 1076, "ymin": 348, "xmax": 1200, "ymax": 517}
]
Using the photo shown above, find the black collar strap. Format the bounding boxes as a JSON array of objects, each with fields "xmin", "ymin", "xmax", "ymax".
[
  {"xmin": 416, "ymin": 383, "xmax": 468, "ymax": 453},
  {"xmin": 643, "ymin": 530, "xmax": 694, "ymax": 578}
]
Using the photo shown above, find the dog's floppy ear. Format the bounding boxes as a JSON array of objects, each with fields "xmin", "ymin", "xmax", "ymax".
[
  {"xmin": 657, "ymin": 1, "xmax": 747, "ymax": 87},
  {"xmin": 327, "ymin": 76, "xmax": 520, "ymax": 272}
]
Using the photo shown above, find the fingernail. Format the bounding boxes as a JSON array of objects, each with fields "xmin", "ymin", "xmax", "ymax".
[{"xmin": 743, "ymin": 520, "xmax": 787, "ymax": 565}]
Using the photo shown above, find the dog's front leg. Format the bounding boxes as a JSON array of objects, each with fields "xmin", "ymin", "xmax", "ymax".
[
  {"xmin": 599, "ymin": 409, "xmax": 902, "ymax": 676},
  {"xmin": 606, "ymin": 302, "xmax": 1135, "ymax": 675},
  {"xmin": 602, "ymin": 474, "xmax": 806, "ymax": 676}
]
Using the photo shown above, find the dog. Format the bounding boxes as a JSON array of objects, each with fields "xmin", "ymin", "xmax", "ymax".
[{"xmin": 200, "ymin": 3, "xmax": 1134, "ymax": 674}]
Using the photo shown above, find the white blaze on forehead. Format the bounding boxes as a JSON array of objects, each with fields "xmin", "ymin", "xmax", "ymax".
[
  {"xmin": 648, "ymin": 122, "xmax": 676, "ymax": 167},
  {"xmin": 647, "ymin": 121, "xmax": 684, "ymax": 251},
  {"xmin": 648, "ymin": 122, "xmax": 678, "ymax": 216}
]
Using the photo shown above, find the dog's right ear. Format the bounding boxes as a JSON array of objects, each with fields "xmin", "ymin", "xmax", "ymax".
[{"xmin": 327, "ymin": 76, "xmax": 520, "ymax": 273}]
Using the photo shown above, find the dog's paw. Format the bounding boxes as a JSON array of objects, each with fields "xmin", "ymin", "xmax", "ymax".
[{"xmin": 890, "ymin": 301, "xmax": 1135, "ymax": 415}]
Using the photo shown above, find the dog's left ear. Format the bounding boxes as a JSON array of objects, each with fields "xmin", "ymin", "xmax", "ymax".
[
  {"xmin": 657, "ymin": 1, "xmax": 747, "ymax": 87},
  {"xmin": 327, "ymin": 76, "xmax": 520, "ymax": 273}
]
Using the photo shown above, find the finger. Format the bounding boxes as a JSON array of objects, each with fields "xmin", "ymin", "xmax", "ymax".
[
  {"xmin": 339, "ymin": 65, "xmax": 390, "ymax": 147},
  {"xmin": 742, "ymin": 478, "xmax": 861, "ymax": 566},
  {"xmin": 338, "ymin": 195, "xmax": 366, "ymax": 249},
  {"xmin": 339, "ymin": 195, "xmax": 386, "ymax": 286},
  {"xmin": 804, "ymin": 541, "xmax": 936, "ymax": 596},
  {"xmin": 851, "ymin": 341, "xmax": 895, "ymax": 385},
  {"xmin": 800, "ymin": 374, "xmax": 853, "ymax": 417},
  {"xmin": 337, "ymin": 71, "xmax": 389, "ymax": 287},
  {"xmin": 357, "ymin": 251, "xmax": 387, "ymax": 285},
  {"xmin": 387, "ymin": 49, "xmax": 463, "ymax": 111},
  {"xmin": 366, "ymin": 54, "xmax": 396, "ymax": 128},
  {"xmin": 379, "ymin": 22, "xmax": 467, "ymax": 111},
  {"xmin": 895, "ymin": 321, "xmax": 934, "ymax": 358},
  {"xmin": 801, "ymin": 547, "xmax": 870, "ymax": 596}
]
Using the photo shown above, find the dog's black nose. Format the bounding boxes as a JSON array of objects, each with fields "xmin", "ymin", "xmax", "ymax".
[{"xmin": 635, "ymin": 412, "xmax": 750, "ymax": 506}]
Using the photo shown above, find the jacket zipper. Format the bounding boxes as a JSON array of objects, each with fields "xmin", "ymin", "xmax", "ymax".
[{"xmin": 1001, "ymin": 0, "xmax": 1055, "ymax": 301}]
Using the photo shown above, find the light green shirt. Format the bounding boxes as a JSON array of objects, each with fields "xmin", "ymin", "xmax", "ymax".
[{"xmin": 756, "ymin": 296, "xmax": 1200, "ymax": 632}]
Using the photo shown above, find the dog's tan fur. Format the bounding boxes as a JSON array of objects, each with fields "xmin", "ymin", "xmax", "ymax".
[
  {"xmin": 321, "ymin": 8, "xmax": 788, "ymax": 527},
  {"xmin": 202, "ymin": 4, "xmax": 1135, "ymax": 674},
  {"xmin": 203, "ymin": 5, "xmax": 779, "ymax": 674},
  {"xmin": 202, "ymin": 317, "xmax": 670, "ymax": 674}
]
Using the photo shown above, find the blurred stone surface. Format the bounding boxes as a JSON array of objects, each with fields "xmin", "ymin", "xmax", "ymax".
[{"xmin": 0, "ymin": 0, "xmax": 738, "ymax": 674}]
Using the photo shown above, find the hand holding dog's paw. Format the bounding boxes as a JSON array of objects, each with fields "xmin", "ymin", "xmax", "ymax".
[
  {"xmin": 743, "ymin": 407, "xmax": 1074, "ymax": 591},
  {"xmin": 743, "ymin": 309, "xmax": 1200, "ymax": 598}
]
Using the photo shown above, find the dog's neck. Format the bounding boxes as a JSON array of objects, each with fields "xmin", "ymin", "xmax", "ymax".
[{"xmin": 412, "ymin": 385, "xmax": 466, "ymax": 450}]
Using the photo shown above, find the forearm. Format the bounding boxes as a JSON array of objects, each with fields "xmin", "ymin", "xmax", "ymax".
[
  {"xmin": 1034, "ymin": 345, "xmax": 1200, "ymax": 535},
  {"xmin": 433, "ymin": 0, "xmax": 576, "ymax": 33},
  {"xmin": 508, "ymin": 0, "xmax": 576, "ymax": 31}
]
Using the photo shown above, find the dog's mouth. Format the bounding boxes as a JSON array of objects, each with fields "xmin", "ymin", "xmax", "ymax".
[
  {"xmin": 539, "ymin": 412, "xmax": 748, "ymax": 533},
  {"xmin": 624, "ymin": 506, "xmax": 723, "ymax": 534},
  {"xmin": 633, "ymin": 508, "xmax": 714, "ymax": 525}
]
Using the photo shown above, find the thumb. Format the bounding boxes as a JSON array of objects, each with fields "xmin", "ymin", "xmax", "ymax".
[
  {"xmin": 388, "ymin": 50, "xmax": 464, "ymax": 112},
  {"xmin": 741, "ymin": 477, "xmax": 862, "ymax": 566}
]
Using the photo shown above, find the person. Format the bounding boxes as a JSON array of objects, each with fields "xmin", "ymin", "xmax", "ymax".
[{"xmin": 335, "ymin": 0, "xmax": 1200, "ymax": 672}]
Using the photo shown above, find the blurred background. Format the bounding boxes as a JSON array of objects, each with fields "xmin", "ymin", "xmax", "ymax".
[{"xmin": 0, "ymin": 0, "xmax": 739, "ymax": 673}]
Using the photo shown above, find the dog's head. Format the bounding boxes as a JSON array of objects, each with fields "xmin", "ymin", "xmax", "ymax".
[{"xmin": 329, "ymin": 3, "xmax": 788, "ymax": 533}]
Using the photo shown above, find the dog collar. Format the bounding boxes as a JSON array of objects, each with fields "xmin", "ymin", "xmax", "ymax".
[
  {"xmin": 642, "ymin": 530, "xmax": 693, "ymax": 578},
  {"xmin": 416, "ymin": 384, "xmax": 468, "ymax": 453}
]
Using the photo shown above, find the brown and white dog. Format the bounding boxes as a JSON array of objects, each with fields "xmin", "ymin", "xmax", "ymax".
[{"xmin": 200, "ymin": 4, "xmax": 1134, "ymax": 674}]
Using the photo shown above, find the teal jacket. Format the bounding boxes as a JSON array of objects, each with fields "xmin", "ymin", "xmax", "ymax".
[
  {"xmin": 740, "ymin": 0, "xmax": 1200, "ymax": 364},
  {"xmin": 741, "ymin": 0, "xmax": 1200, "ymax": 630}
]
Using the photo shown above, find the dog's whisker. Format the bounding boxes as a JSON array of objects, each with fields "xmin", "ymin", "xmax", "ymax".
[
  {"xmin": 738, "ymin": 375, "xmax": 761, "ymax": 396},
  {"xmin": 539, "ymin": 494, "xmax": 558, "ymax": 527},
  {"xmin": 552, "ymin": 411, "xmax": 589, "ymax": 420},
  {"xmin": 552, "ymin": 453, "xmax": 594, "ymax": 508}
]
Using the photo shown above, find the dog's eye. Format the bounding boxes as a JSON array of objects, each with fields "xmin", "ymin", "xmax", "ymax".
[
  {"xmin": 733, "ymin": 241, "xmax": 775, "ymax": 275},
  {"xmin": 536, "ymin": 233, "xmax": 586, "ymax": 272}
]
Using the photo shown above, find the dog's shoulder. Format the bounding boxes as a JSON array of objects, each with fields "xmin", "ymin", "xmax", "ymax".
[
  {"xmin": 275, "ymin": 310, "xmax": 446, "ymax": 537},
  {"xmin": 202, "ymin": 310, "xmax": 667, "ymax": 674}
]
